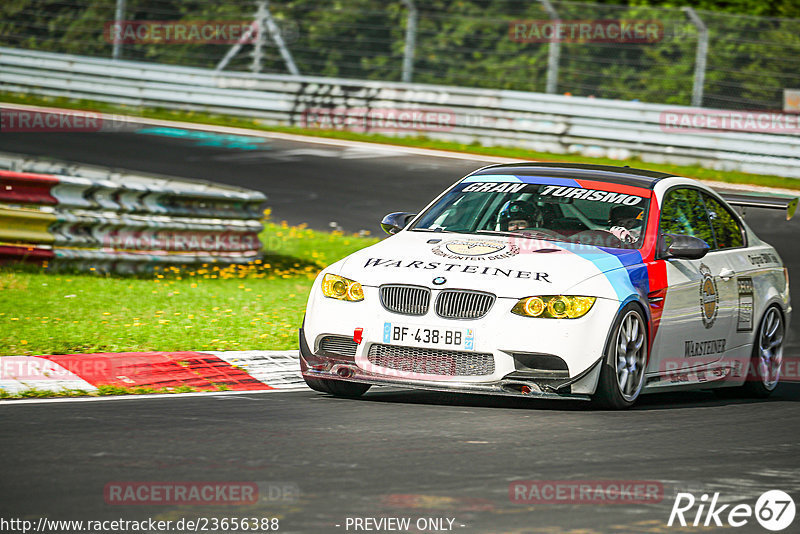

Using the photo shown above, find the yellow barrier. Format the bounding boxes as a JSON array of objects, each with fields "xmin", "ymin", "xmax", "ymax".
[{"xmin": 0, "ymin": 206, "xmax": 56, "ymax": 244}]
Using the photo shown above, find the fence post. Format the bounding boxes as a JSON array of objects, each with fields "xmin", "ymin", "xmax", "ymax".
[
  {"xmin": 401, "ymin": 0, "xmax": 418, "ymax": 83},
  {"xmin": 263, "ymin": 0, "xmax": 300, "ymax": 75},
  {"xmin": 112, "ymin": 0, "xmax": 126, "ymax": 60},
  {"xmin": 251, "ymin": 1, "xmax": 268, "ymax": 73},
  {"xmin": 683, "ymin": 7, "xmax": 708, "ymax": 108},
  {"xmin": 218, "ymin": 0, "xmax": 299, "ymax": 75},
  {"xmin": 539, "ymin": 0, "xmax": 560, "ymax": 94},
  {"xmin": 216, "ymin": 24, "xmax": 256, "ymax": 72}
]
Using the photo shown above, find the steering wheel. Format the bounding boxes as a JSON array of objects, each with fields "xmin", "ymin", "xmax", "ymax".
[{"xmin": 516, "ymin": 228, "xmax": 563, "ymax": 239}]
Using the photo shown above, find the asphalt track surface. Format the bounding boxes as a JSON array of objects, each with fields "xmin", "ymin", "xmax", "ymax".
[
  {"xmin": 0, "ymin": 127, "xmax": 480, "ymax": 233},
  {"xmin": 2, "ymin": 125, "xmax": 800, "ymax": 533}
]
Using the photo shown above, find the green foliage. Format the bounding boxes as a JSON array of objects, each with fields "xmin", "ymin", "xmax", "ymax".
[{"xmin": 1, "ymin": 1, "xmax": 798, "ymax": 109}]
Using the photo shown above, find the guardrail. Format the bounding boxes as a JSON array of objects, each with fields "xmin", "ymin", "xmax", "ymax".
[
  {"xmin": 0, "ymin": 154, "xmax": 266, "ymax": 273},
  {"xmin": 1, "ymin": 47, "xmax": 799, "ymax": 179}
]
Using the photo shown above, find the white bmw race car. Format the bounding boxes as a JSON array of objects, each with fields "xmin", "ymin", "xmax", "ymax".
[{"xmin": 300, "ymin": 163, "xmax": 795, "ymax": 408}]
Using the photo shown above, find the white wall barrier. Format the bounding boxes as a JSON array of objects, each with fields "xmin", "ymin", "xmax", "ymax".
[{"xmin": 1, "ymin": 47, "xmax": 799, "ymax": 178}]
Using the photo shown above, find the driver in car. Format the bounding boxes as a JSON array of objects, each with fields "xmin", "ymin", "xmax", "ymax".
[
  {"xmin": 607, "ymin": 205, "xmax": 644, "ymax": 244},
  {"xmin": 498, "ymin": 200, "xmax": 542, "ymax": 232}
]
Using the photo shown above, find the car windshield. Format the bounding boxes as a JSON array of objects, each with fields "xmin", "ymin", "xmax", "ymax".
[{"xmin": 410, "ymin": 177, "xmax": 651, "ymax": 249}]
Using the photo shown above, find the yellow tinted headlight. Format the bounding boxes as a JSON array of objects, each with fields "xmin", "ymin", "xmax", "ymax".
[
  {"xmin": 321, "ymin": 274, "xmax": 364, "ymax": 302},
  {"xmin": 512, "ymin": 296, "xmax": 596, "ymax": 319},
  {"xmin": 522, "ymin": 297, "xmax": 546, "ymax": 317}
]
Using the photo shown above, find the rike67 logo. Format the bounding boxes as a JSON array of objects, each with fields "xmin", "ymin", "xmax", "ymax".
[{"xmin": 668, "ymin": 490, "xmax": 795, "ymax": 531}]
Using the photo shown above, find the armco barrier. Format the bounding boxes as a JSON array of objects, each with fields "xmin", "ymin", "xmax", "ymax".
[
  {"xmin": 1, "ymin": 47, "xmax": 799, "ymax": 178},
  {"xmin": 0, "ymin": 158, "xmax": 266, "ymax": 272}
]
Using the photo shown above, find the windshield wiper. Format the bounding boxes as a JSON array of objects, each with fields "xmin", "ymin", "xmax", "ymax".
[
  {"xmin": 475, "ymin": 229, "xmax": 554, "ymax": 239},
  {"xmin": 409, "ymin": 227, "xmax": 455, "ymax": 233}
]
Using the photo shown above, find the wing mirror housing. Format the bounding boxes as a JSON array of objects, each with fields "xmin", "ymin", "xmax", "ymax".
[
  {"xmin": 380, "ymin": 212, "xmax": 416, "ymax": 235},
  {"xmin": 660, "ymin": 233, "xmax": 710, "ymax": 260}
]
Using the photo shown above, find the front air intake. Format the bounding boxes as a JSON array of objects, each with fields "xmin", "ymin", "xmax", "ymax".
[
  {"xmin": 367, "ymin": 344, "xmax": 494, "ymax": 376},
  {"xmin": 319, "ymin": 336, "xmax": 358, "ymax": 357}
]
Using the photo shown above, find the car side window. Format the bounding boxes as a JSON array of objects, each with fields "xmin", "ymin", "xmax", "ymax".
[
  {"xmin": 659, "ymin": 188, "xmax": 716, "ymax": 248},
  {"xmin": 702, "ymin": 193, "xmax": 745, "ymax": 249}
]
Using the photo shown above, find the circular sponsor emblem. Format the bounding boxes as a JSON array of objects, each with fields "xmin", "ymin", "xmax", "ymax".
[
  {"xmin": 446, "ymin": 240, "xmax": 504, "ymax": 257},
  {"xmin": 699, "ymin": 264, "xmax": 719, "ymax": 329},
  {"xmin": 432, "ymin": 276, "xmax": 446, "ymax": 286},
  {"xmin": 432, "ymin": 239, "xmax": 519, "ymax": 261}
]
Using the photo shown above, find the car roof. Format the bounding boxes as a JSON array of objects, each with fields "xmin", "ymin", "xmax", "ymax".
[{"xmin": 470, "ymin": 162, "xmax": 674, "ymax": 189}]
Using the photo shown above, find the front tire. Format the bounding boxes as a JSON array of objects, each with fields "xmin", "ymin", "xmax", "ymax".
[
  {"xmin": 594, "ymin": 304, "xmax": 648, "ymax": 409},
  {"xmin": 303, "ymin": 375, "xmax": 371, "ymax": 398}
]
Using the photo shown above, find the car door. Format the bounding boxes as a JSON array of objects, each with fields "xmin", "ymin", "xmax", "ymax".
[
  {"xmin": 699, "ymin": 191, "xmax": 762, "ymax": 364},
  {"xmin": 647, "ymin": 187, "xmax": 738, "ymax": 381}
]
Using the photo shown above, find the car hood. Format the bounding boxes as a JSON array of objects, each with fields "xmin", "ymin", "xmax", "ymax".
[{"xmin": 337, "ymin": 231, "xmax": 644, "ymax": 298}]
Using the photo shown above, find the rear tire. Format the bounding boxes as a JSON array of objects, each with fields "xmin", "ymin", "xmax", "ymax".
[
  {"xmin": 594, "ymin": 304, "xmax": 648, "ymax": 409},
  {"xmin": 740, "ymin": 305, "xmax": 784, "ymax": 398},
  {"xmin": 303, "ymin": 375, "xmax": 371, "ymax": 398}
]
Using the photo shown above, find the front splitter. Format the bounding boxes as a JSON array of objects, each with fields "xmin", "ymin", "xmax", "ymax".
[{"xmin": 301, "ymin": 359, "xmax": 591, "ymax": 401}]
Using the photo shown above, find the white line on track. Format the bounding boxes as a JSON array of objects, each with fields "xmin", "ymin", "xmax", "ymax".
[
  {"xmin": 0, "ymin": 102, "xmax": 518, "ymax": 163},
  {"xmin": 5, "ymin": 102, "xmax": 797, "ymax": 196},
  {"xmin": 0, "ymin": 386, "xmax": 309, "ymax": 407}
]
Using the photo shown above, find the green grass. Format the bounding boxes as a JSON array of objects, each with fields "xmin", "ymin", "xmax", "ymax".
[
  {"xmin": 0, "ymin": 219, "xmax": 380, "ymax": 357},
  {"xmin": 262, "ymin": 216, "xmax": 379, "ymax": 267},
  {"xmin": 0, "ymin": 384, "xmax": 203, "ymax": 399},
  {"xmin": 4, "ymin": 91, "xmax": 800, "ymax": 192}
]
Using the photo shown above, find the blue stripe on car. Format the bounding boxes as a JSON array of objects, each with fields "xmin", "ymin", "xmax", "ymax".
[{"xmin": 559, "ymin": 245, "xmax": 649, "ymax": 302}]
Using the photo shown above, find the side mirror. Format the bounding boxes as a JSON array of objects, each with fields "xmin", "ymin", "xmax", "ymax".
[
  {"xmin": 380, "ymin": 212, "xmax": 416, "ymax": 235},
  {"xmin": 660, "ymin": 233, "xmax": 710, "ymax": 260}
]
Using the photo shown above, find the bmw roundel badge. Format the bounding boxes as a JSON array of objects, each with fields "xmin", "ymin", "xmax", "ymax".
[{"xmin": 432, "ymin": 277, "xmax": 447, "ymax": 286}]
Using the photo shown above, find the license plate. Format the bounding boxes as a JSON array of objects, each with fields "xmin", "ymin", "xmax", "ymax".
[{"xmin": 382, "ymin": 322, "xmax": 475, "ymax": 350}]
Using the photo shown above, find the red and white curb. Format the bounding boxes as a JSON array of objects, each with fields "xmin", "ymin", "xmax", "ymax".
[
  {"xmin": 210, "ymin": 351, "xmax": 307, "ymax": 390},
  {"xmin": 0, "ymin": 351, "xmax": 305, "ymax": 396}
]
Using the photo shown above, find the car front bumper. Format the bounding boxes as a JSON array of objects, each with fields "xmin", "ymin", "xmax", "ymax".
[
  {"xmin": 301, "ymin": 285, "xmax": 624, "ymax": 399},
  {"xmin": 300, "ymin": 347, "xmax": 595, "ymax": 400}
]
